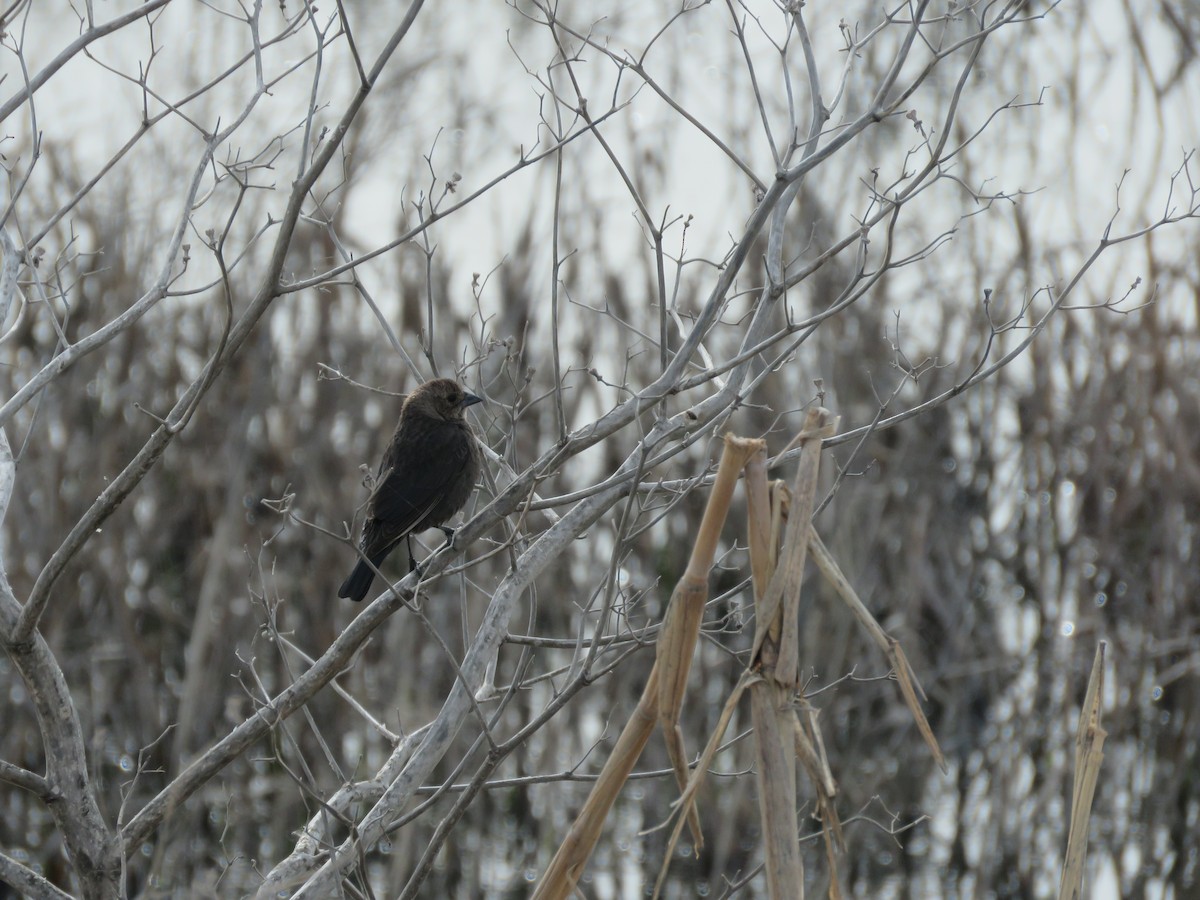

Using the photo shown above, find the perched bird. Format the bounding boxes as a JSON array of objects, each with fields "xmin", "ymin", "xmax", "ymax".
[{"xmin": 338, "ymin": 378, "xmax": 482, "ymax": 602}]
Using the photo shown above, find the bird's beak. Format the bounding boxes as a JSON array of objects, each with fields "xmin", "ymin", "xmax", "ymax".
[{"xmin": 462, "ymin": 392, "xmax": 483, "ymax": 408}]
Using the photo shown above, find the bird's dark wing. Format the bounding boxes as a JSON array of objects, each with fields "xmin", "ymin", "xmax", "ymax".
[{"xmin": 364, "ymin": 418, "xmax": 474, "ymax": 546}]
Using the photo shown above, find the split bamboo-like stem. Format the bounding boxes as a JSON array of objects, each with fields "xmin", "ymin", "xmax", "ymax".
[
  {"xmin": 1058, "ymin": 641, "xmax": 1108, "ymax": 900},
  {"xmin": 750, "ymin": 678, "xmax": 804, "ymax": 897},
  {"xmin": 751, "ymin": 410, "xmax": 836, "ymax": 686},
  {"xmin": 746, "ymin": 408, "xmax": 831, "ymax": 899}
]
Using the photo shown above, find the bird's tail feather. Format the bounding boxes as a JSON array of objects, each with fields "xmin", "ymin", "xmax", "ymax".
[{"xmin": 338, "ymin": 558, "xmax": 377, "ymax": 602}]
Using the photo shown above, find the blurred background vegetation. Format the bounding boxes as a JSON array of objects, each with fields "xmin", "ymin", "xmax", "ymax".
[{"xmin": 1, "ymin": 0, "xmax": 1197, "ymax": 896}]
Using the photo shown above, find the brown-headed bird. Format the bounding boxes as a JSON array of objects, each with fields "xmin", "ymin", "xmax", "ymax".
[{"xmin": 338, "ymin": 378, "xmax": 482, "ymax": 602}]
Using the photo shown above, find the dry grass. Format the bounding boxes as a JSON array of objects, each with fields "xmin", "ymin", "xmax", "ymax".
[{"xmin": 535, "ymin": 414, "xmax": 948, "ymax": 898}]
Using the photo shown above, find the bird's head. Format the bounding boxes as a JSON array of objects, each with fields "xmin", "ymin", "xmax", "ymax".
[{"xmin": 406, "ymin": 378, "xmax": 483, "ymax": 421}]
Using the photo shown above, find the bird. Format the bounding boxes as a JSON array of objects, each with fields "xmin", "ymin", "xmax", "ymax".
[{"xmin": 338, "ymin": 377, "xmax": 482, "ymax": 602}]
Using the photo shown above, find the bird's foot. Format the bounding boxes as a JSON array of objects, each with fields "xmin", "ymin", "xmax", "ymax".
[{"xmin": 410, "ymin": 529, "xmax": 458, "ymax": 578}]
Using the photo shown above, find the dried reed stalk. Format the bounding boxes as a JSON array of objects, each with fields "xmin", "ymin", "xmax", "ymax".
[
  {"xmin": 1058, "ymin": 641, "xmax": 1108, "ymax": 900},
  {"xmin": 746, "ymin": 408, "xmax": 833, "ymax": 898},
  {"xmin": 655, "ymin": 417, "xmax": 844, "ymax": 900},
  {"xmin": 533, "ymin": 435, "xmax": 761, "ymax": 900},
  {"xmin": 545, "ymin": 410, "xmax": 944, "ymax": 899},
  {"xmin": 656, "ymin": 414, "xmax": 839, "ymax": 898}
]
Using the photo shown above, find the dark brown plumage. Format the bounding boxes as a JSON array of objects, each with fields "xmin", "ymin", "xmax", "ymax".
[{"xmin": 338, "ymin": 378, "xmax": 482, "ymax": 602}]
